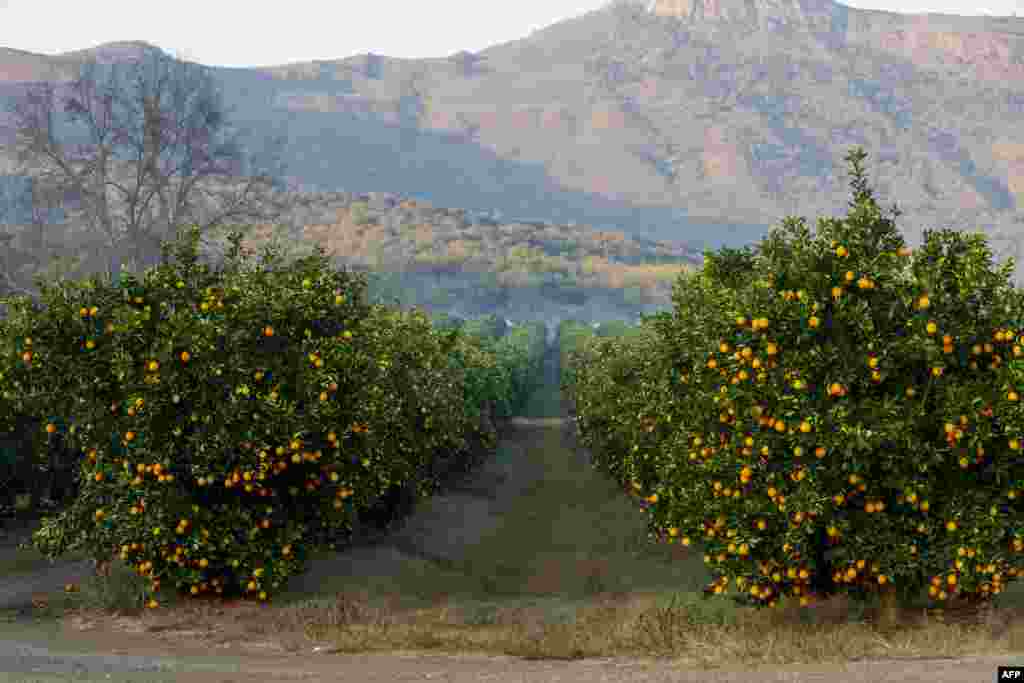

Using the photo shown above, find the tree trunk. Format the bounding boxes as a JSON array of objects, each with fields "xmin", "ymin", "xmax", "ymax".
[{"xmin": 877, "ymin": 583, "xmax": 900, "ymax": 630}]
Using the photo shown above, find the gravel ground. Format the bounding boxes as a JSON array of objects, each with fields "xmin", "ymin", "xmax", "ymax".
[{"xmin": 0, "ymin": 631, "xmax": 1021, "ymax": 683}]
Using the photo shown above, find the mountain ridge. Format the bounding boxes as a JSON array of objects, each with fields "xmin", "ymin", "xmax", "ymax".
[{"xmin": 1, "ymin": 1, "xmax": 1023, "ymax": 281}]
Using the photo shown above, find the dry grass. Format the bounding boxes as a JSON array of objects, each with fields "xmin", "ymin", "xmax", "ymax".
[{"xmin": 29, "ymin": 568, "xmax": 1024, "ymax": 667}]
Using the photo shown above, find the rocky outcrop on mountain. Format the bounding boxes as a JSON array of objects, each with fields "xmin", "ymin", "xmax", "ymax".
[{"xmin": 646, "ymin": 0, "xmax": 832, "ymax": 29}]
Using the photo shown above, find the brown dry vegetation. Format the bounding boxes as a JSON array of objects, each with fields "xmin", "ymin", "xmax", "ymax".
[
  {"xmin": 223, "ymin": 195, "xmax": 697, "ymax": 304},
  {"xmin": 1, "ymin": 188, "xmax": 697, "ymax": 321}
]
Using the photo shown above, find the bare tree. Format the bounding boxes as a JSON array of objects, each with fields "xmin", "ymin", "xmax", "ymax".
[
  {"xmin": 0, "ymin": 174, "xmax": 81, "ymax": 306},
  {"xmin": 1, "ymin": 45, "xmax": 316, "ymax": 300}
]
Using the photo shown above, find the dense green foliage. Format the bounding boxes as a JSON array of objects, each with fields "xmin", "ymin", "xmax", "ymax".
[
  {"xmin": 566, "ymin": 146, "xmax": 1024, "ymax": 612},
  {"xmin": 0, "ymin": 225, "xmax": 545, "ymax": 607},
  {"xmin": 560, "ymin": 318, "xmax": 674, "ymax": 498}
]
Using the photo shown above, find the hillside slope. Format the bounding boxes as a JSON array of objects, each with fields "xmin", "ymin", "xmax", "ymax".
[{"xmin": 1, "ymin": 1, "xmax": 1022, "ymax": 278}]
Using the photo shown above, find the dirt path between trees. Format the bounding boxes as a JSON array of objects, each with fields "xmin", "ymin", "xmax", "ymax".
[{"xmin": 1, "ymin": 345, "xmax": 1022, "ymax": 682}]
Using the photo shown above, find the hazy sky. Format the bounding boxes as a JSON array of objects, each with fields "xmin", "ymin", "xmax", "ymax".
[{"xmin": 1, "ymin": 0, "xmax": 1020, "ymax": 69}]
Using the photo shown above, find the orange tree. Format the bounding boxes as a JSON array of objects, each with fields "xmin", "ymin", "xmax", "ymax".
[
  {"xmin": 0, "ymin": 226, "xmax": 379, "ymax": 605},
  {"xmin": 561, "ymin": 319, "xmax": 676, "ymax": 500},
  {"xmin": 446, "ymin": 316, "xmax": 546, "ymax": 424},
  {"xmin": 583, "ymin": 146, "xmax": 1024, "ymax": 613},
  {"xmin": 496, "ymin": 322, "xmax": 547, "ymax": 417},
  {"xmin": 557, "ymin": 320, "xmax": 596, "ymax": 391},
  {"xmin": 0, "ymin": 224, "xmax": 507, "ymax": 607}
]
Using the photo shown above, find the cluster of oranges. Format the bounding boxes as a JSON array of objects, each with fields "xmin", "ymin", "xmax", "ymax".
[
  {"xmin": 4, "ymin": 232, "xmax": 394, "ymax": 611},
  {"xmin": 31, "ymin": 297, "xmax": 363, "ymax": 608},
  {"xmin": 616, "ymin": 238, "xmax": 1024, "ymax": 609}
]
